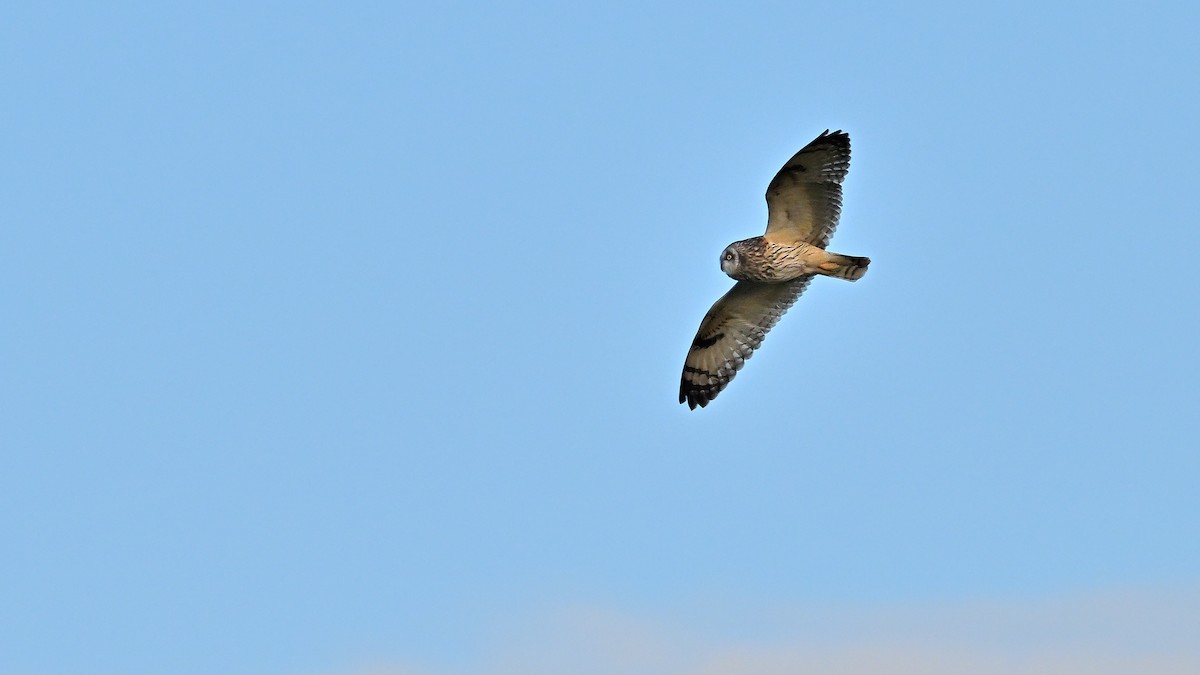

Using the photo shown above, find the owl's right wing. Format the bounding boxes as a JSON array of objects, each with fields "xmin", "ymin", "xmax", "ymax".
[{"xmin": 679, "ymin": 277, "xmax": 813, "ymax": 409}]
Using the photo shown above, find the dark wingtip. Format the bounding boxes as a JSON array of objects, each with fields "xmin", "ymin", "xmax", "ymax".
[
  {"xmin": 680, "ymin": 389, "xmax": 705, "ymax": 410},
  {"xmin": 823, "ymin": 129, "xmax": 849, "ymax": 145},
  {"xmin": 679, "ymin": 384, "xmax": 694, "ymax": 409}
]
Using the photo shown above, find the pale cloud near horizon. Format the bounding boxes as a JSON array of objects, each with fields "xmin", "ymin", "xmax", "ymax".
[{"xmin": 338, "ymin": 585, "xmax": 1200, "ymax": 675}]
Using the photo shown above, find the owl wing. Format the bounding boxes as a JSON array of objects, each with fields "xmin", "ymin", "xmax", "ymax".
[
  {"xmin": 679, "ymin": 277, "xmax": 813, "ymax": 409},
  {"xmin": 764, "ymin": 129, "xmax": 850, "ymax": 247}
]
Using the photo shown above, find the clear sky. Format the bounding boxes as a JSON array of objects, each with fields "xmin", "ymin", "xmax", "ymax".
[{"xmin": 3, "ymin": 2, "xmax": 1199, "ymax": 674}]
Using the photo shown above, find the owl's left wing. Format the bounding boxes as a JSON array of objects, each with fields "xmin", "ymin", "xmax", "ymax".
[
  {"xmin": 679, "ymin": 277, "xmax": 813, "ymax": 409},
  {"xmin": 764, "ymin": 129, "xmax": 850, "ymax": 247}
]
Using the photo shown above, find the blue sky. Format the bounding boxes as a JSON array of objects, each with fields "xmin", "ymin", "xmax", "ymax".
[{"xmin": 3, "ymin": 2, "xmax": 1198, "ymax": 674}]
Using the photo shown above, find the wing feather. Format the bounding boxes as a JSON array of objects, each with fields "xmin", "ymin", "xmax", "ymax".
[
  {"xmin": 764, "ymin": 129, "xmax": 850, "ymax": 247},
  {"xmin": 679, "ymin": 277, "xmax": 813, "ymax": 409}
]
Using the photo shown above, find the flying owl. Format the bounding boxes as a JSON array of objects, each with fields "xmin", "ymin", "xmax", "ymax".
[{"xmin": 679, "ymin": 129, "xmax": 870, "ymax": 409}]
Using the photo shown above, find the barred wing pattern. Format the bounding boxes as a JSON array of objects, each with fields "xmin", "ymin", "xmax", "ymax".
[
  {"xmin": 679, "ymin": 277, "xmax": 813, "ymax": 409},
  {"xmin": 764, "ymin": 129, "xmax": 850, "ymax": 248}
]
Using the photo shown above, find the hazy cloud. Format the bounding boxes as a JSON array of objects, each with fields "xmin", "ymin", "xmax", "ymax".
[{"xmin": 345, "ymin": 585, "xmax": 1200, "ymax": 675}]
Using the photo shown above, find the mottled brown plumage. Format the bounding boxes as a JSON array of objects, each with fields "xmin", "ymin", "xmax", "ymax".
[{"xmin": 679, "ymin": 130, "xmax": 872, "ymax": 410}]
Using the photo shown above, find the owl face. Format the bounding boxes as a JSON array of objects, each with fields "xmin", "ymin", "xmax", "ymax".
[{"xmin": 720, "ymin": 245, "xmax": 741, "ymax": 277}]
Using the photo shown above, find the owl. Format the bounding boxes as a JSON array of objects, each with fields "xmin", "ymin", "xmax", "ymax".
[{"xmin": 679, "ymin": 130, "xmax": 870, "ymax": 409}]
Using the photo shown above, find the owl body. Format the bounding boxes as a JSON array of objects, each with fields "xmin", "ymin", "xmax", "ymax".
[{"xmin": 720, "ymin": 237, "xmax": 828, "ymax": 282}]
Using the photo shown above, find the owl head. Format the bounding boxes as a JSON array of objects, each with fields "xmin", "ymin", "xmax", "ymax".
[
  {"xmin": 720, "ymin": 245, "xmax": 741, "ymax": 277},
  {"xmin": 720, "ymin": 239, "xmax": 758, "ymax": 278}
]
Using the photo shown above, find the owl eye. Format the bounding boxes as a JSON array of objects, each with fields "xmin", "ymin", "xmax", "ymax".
[{"xmin": 724, "ymin": 251, "xmax": 735, "ymax": 261}]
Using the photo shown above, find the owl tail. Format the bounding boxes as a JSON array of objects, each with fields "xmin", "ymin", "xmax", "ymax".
[{"xmin": 817, "ymin": 252, "xmax": 870, "ymax": 281}]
